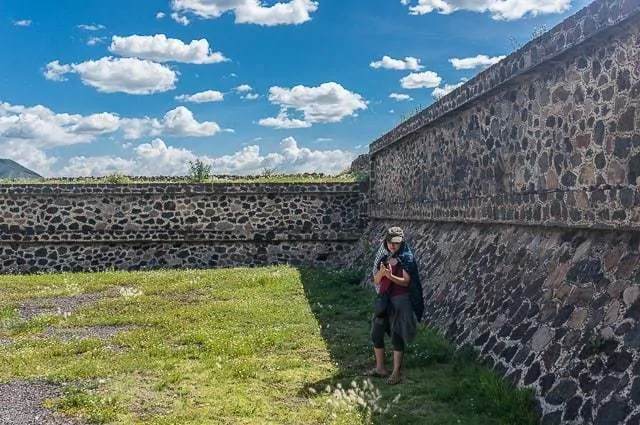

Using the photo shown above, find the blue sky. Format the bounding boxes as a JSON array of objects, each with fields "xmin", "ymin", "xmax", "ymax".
[{"xmin": 0, "ymin": 0, "xmax": 593, "ymax": 176}]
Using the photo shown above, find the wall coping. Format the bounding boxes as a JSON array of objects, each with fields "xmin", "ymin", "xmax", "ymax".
[
  {"xmin": 369, "ymin": 0, "xmax": 640, "ymax": 156},
  {"xmin": 0, "ymin": 182, "xmax": 365, "ymax": 196}
]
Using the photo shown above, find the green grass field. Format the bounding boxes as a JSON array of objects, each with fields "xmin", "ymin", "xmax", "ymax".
[{"xmin": 0, "ymin": 266, "xmax": 537, "ymax": 424}]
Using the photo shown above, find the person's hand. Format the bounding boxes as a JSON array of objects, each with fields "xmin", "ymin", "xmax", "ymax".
[{"xmin": 382, "ymin": 264, "xmax": 392, "ymax": 279}]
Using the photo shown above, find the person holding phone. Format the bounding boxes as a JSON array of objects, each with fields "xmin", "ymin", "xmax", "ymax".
[{"xmin": 365, "ymin": 226, "xmax": 417, "ymax": 385}]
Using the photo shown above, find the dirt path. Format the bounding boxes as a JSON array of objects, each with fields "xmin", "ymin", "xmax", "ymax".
[{"xmin": 1, "ymin": 289, "xmax": 131, "ymax": 425}]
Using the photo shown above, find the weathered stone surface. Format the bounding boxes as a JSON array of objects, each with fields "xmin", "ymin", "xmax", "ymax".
[
  {"xmin": 546, "ymin": 379, "xmax": 578, "ymax": 405},
  {"xmin": 532, "ymin": 326, "xmax": 555, "ymax": 352},
  {"xmin": 594, "ymin": 398, "xmax": 630, "ymax": 425}
]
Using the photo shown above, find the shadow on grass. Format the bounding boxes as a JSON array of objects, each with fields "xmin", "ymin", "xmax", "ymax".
[{"xmin": 297, "ymin": 267, "xmax": 540, "ymax": 425}]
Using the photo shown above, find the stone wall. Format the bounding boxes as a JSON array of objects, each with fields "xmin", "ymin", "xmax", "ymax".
[
  {"xmin": 366, "ymin": 0, "xmax": 640, "ymax": 423},
  {"xmin": 0, "ymin": 183, "xmax": 367, "ymax": 273}
]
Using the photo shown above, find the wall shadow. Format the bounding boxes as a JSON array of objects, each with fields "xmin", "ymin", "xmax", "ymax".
[{"xmin": 295, "ymin": 266, "xmax": 540, "ymax": 425}]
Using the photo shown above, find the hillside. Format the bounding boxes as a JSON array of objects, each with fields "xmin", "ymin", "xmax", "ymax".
[{"xmin": 0, "ymin": 159, "xmax": 42, "ymax": 179}]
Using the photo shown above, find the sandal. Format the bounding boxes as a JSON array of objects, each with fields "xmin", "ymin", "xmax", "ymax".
[
  {"xmin": 364, "ymin": 368, "xmax": 388, "ymax": 378},
  {"xmin": 386, "ymin": 372, "xmax": 401, "ymax": 385}
]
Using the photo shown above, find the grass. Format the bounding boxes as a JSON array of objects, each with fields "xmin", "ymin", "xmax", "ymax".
[
  {"xmin": 0, "ymin": 171, "xmax": 367, "ymax": 185},
  {"xmin": 0, "ymin": 266, "xmax": 537, "ymax": 424}
]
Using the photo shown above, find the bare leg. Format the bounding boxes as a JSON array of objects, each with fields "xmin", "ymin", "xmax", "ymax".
[
  {"xmin": 374, "ymin": 348, "xmax": 388, "ymax": 375},
  {"xmin": 387, "ymin": 350, "xmax": 403, "ymax": 384}
]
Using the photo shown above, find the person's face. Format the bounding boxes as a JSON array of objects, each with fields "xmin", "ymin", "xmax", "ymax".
[{"xmin": 386, "ymin": 240, "xmax": 401, "ymax": 254}]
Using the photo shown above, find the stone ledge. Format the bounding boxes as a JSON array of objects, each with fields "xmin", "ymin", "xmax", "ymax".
[
  {"xmin": 371, "ymin": 184, "xmax": 640, "ymax": 230},
  {"xmin": 0, "ymin": 182, "xmax": 365, "ymax": 196},
  {"xmin": 0, "ymin": 229, "xmax": 363, "ymax": 243},
  {"xmin": 370, "ymin": 0, "xmax": 640, "ymax": 155}
]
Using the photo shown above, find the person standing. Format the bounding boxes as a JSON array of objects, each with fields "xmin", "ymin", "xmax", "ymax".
[{"xmin": 366, "ymin": 226, "xmax": 418, "ymax": 385}]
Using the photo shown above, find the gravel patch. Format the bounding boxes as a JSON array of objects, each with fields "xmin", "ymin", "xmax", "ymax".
[
  {"xmin": 0, "ymin": 380, "xmax": 83, "ymax": 425},
  {"xmin": 18, "ymin": 293, "xmax": 107, "ymax": 320},
  {"xmin": 41, "ymin": 325, "xmax": 134, "ymax": 341}
]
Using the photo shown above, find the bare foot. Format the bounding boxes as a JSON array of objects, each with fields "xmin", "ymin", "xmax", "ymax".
[
  {"xmin": 386, "ymin": 371, "xmax": 401, "ymax": 385},
  {"xmin": 364, "ymin": 368, "xmax": 388, "ymax": 378}
]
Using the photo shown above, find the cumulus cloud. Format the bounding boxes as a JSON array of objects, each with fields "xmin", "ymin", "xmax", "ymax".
[
  {"xmin": 120, "ymin": 106, "xmax": 222, "ymax": 139},
  {"xmin": 109, "ymin": 34, "xmax": 227, "ymax": 64},
  {"xmin": 175, "ymin": 90, "xmax": 224, "ymax": 103},
  {"xmin": 260, "ymin": 82, "xmax": 367, "ymax": 128},
  {"xmin": 389, "ymin": 93, "xmax": 412, "ymax": 101},
  {"xmin": 236, "ymin": 84, "xmax": 253, "ymax": 92},
  {"xmin": 171, "ymin": 0, "xmax": 319, "ymax": 25},
  {"xmin": 401, "ymin": 0, "xmax": 571, "ymax": 20},
  {"xmin": 258, "ymin": 109, "xmax": 312, "ymax": 129},
  {"xmin": 449, "ymin": 54, "xmax": 506, "ymax": 69},
  {"xmin": 0, "ymin": 102, "xmax": 119, "ymax": 147},
  {"xmin": 48, "ymin": 136, "xmax": 355, "ymax": 177},
  {"xmin": 0, "ymin": 102, "xmax": 223, "ymax": 152},
  {"xmin": 235, "ymin": 84, "xmax": 259, "ymax": 100},
  {"xmin": 14, "ymin": 20, "xmax": 32, "ymax": 27},
  {"xmin": 44, "ymin": 57, "xmax": 178, "ymax": 95},
  {"xmin": 210, "ymin": 136, "xmax": 354, "ymax": 174},
  {"xmin": 400, "ymin": 71, "xmax": 442, "ymax": 89},
  {"xmin": 432, "ymin": 81, "xmax": 465, "ymax": 99},
  {"xmin": 156, "ymin": 12, "xmax": 166, "ymax": 19},
  {"xmin": 370, "ymin": 56, "xmax": 423, "ymax": 71}
]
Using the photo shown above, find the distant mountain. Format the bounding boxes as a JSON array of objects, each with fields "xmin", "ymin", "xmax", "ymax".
[{"xmin": 0, "ymin": 159, "xmax": 42, "ymax": 179}]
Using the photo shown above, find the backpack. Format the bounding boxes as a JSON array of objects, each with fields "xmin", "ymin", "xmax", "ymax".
[{"xmin": 397, "ymin": 247, "xmax": 425, "ymax": 321}]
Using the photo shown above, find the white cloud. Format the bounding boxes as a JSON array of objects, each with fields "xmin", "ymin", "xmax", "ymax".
[
  {"xmin": 235, "ymin": 84, "xmax": 258, "ymax": 100},
  {"xmin": 14, "ymin": 135, "xmax": 355, "ymax": 177},
  {"xmin": 0, "ymin": 102, "xmax": 120, "ymax": 147},
  {"xmin": 14, "ymin": 20, "xmax": 32, "ymax": 27},
  {"xmin": 449, "ymin": 54, "xmax": 506, "ymax": 69},
  {"xmin": 120, "ymin": 106, "xmax": 222, "ymax": 139},
  {"xmin": 171, "ymin": 12, "xmax": 191, "ymax": 25},
  {"xmin": 370, "ymin": 56, "xmax": 423, "ymax": 71},
  {"xmin": 389, "ymin": 93, "xmax": 412, "ymax": 101},
  {"xmin": 432, "ymin": 81, "xmax": 465, "ymax": 99},
  {"xmin": 258, "ymin": 109, "xmax": 312, "ymax": 129},
  {"xmin": 402, "ymin": 0, "xmax": 571, "ymax": 20},
  {"xmin": 175, "ymin": 90, "xmax": 224, "ymax": 103},
  {"xmin": 109, "ymin": 34, "xmax": 226, "ymax": 64},
  {"xmin": 44, "ymin": 57, "xmax": 178, "ymax": 95},
  {"xmin": 87, "ymin": 37, "xmax": 107, "ymax": 46},
  {"xmin": 156, "ymin": 12, "xmax": 166, "ymax": 19},
  {"xmin": 0, "ymin": 102, "xmax": 222, "ymax": 153},
  {"xmin": 171, "ymin": 0, "xmax": 319, "ymax": 26},
  {"xmin": 400, "ymin": 71, "xmax": 442, "ymax": 89},
  {"xmin": 211, "ymin": 137, "xmax": 353, "ymax": 174},
  {"xmin": 236, "ymin": 84, "xmax": 253, "ymax": 92},
  {"xmin": 51, "ymin": 137, "xmax": 354, "ymax": 176},
  {"xmin": 260, "ymin": 82, "xmax": 367, "ymax": 128},
  {"xmin": 77, "ymin": 24, "xmax": 105, "ymax": 31},
  {"xmin": 43, "ymin": 61, "xmax": 73, "ymax": 81}
]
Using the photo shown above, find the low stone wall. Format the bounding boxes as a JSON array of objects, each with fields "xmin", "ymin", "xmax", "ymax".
[{"xmin": 0, "ymin": 183, "xmax": 368, "ymax": 273}]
